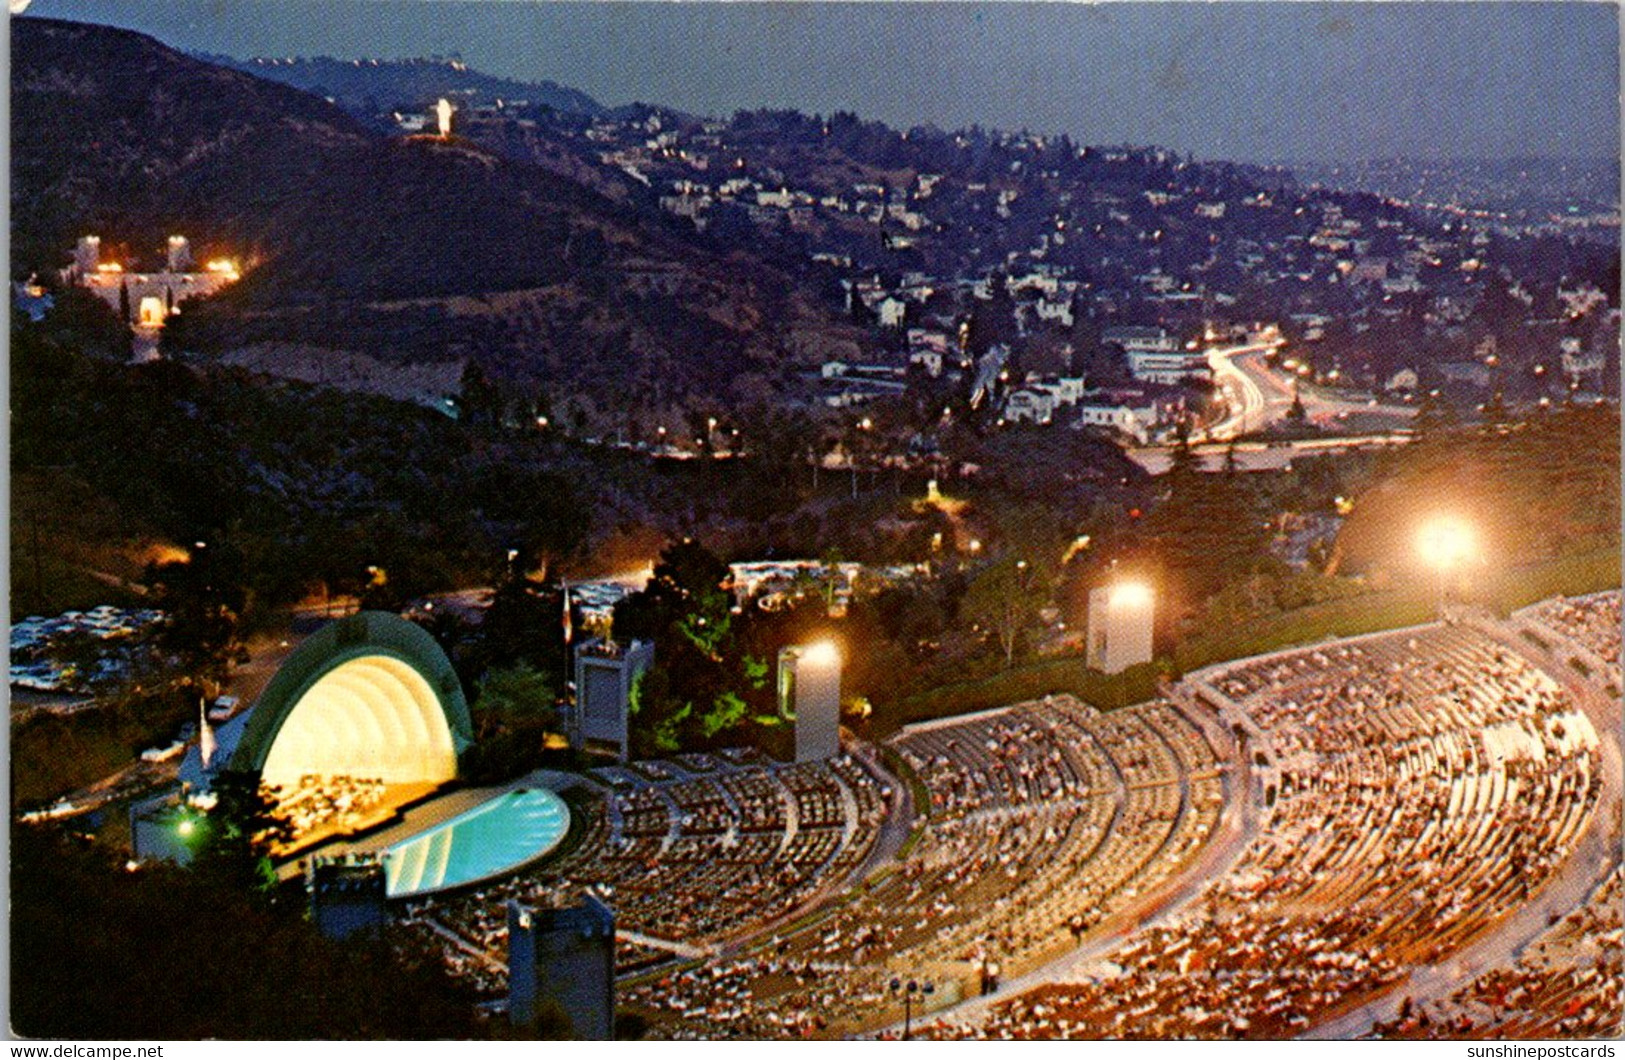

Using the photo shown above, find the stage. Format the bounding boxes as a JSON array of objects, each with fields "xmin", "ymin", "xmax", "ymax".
[{"xmin": 278, "ymin": 771, "xmax": 578, "ymax": 899}]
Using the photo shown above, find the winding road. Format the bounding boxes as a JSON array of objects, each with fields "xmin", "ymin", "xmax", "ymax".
[
  {"xmin": 1126, "ymin": 335, "xmax": 1420, "ymax": 474},
  {"xmin": 1203, "ymin": 339, "xmax": 1416, "ymax": 442}
]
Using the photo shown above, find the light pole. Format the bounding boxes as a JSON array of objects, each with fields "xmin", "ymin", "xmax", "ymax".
[
  {"xmin": 851, "ymin": 417, "xmax": 872, "ymax": 500},
  {"xmin": 889, "ymin": 977, "xmax": 934, "ymax": 1040}
]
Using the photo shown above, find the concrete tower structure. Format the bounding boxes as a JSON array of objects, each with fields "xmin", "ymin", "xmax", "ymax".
[
  {"xmin": 306, "ymin": 854, "xmax": 390, "ymax": 940},
  {"xmin": 74, "ymin": 235, "xmax": 101, "ymax": 275},
  {"xmin": 779, "ymin": 642, "xmax": 842, "ymax": 763},
  {"xmin": 1086, "ymin": 583, "xmax": 1154, "ymax": 674},
  {"xmin": 570, "ymin": 638, "xmax": 653, "ymax": 761},
  {"xmin": 166, "ymin": 235, "xmax": 193, "ymax": 272},
  {"xmin": 508, "ymin": 897, "xmax": 616, "ymax": 1039}
]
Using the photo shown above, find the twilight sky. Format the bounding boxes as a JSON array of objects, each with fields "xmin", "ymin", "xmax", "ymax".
[{"xmin": 22, "ymin": 1, "xmax": 1622, "ymax": 163}]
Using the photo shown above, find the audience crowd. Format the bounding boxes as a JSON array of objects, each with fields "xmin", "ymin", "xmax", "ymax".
[
  {"xmin": 362, "ymin": 597, "xmax": 1619, "ymax": 1040},
  {"xmin": 922, "ymin": 624, "xmax": 1606, "ymax": 1039},
  {"xmin": 1524, "ymin": 593, "xmax": 1623, "ymax": 695},
  {"xmin": 629, "ymin": 696, "xmax": 1225, "ymax": 1038},
  {"xmin": 1372, "ymin": 865, "xmax": 1622, "ymax": 1039},
  {"xmin": 400, "ymin": 752, "xmax": 889, "ymax": 991}
]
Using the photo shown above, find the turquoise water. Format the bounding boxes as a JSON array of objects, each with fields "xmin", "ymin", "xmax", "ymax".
[{"xmin": 383, "ymin": 787, "xmax": 570, "ymax": 898}]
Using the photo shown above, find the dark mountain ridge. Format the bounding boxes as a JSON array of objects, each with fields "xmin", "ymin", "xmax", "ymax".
[
  {"xmin": 15, "ymin": 17, "xmax": 855, "ymax": 414},
  {"xmin": 195, "ymin": 52, "xmax": 603, "ymax": 123},
  {"xmin": 13, "ymin": 17, "xmax": 372, "ymax": 270}
]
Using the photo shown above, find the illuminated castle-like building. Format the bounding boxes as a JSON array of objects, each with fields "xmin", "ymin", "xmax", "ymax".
[{"xmin": 65, "ymin": 233, "xmax": 240, "ymax": 331}]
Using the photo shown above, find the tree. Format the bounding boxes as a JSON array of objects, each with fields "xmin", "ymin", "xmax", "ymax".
[
  {"xmin": 702, "ymin": 690, "xmax": 749, "ymax": 737},
  {"xmin": 613, "ymin": 540, "xmax": 730, "ymax": 643},
  {"xmin": 872, "ymin": 583, "xmax": 949, "ymax": 655},
  {"xmin": 962, "ymin": 556, "xmax": 1044, "ymax": 669},
  {"xmin": 11, "ymin": 828, "xmax": 481, "ymax": 1038},
  {"xmin": 967, "ymin": 273, "xmax": 1016, "ymax": 355},
  {"xmin": 1136, "ymin": 463, "xmax": 1267, "ymax": 641},
  {"xmin": 1166, "ymin": 419, "xmax": 1200, "ymax": 482},
  {"xmin": 458, "ymin": 360, "xmax": 499, "ymax": 430},
  {"xmin": 480, "ymin": 576, "xmax": 565, "ymax": 675},
  {"xmin": 673, "ymin": 585, "xmax": 735, "ymax": 661},
  {"xmin": 627, "ymin": 667, "xmax": 689, "ymax": 756},
  {"xmin": 460, "ymin": 661, "xmax": 560, "ymax": 782},
  {"xmin": 192, "ymin": 770, "xmax": 294, "ymax": 900},
  {"xmin": 147, "ymin": 542, "xmax": 250, "ymax": 701},
  {"xmin": 473, "ymin": 661, "xmax": 558, "ymax": 740},
  {"xmin": 612, "ymin": 539, "xmax": 781, "ymax": 755}
]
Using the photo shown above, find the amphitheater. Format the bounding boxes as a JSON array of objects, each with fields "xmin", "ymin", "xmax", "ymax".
[{"xmin": 383, "ymin": 594, "xmax": 1621, "ymax": 1039}]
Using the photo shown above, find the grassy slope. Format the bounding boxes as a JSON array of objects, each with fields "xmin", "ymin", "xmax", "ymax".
[{"xmin": 886, "ymin": 547, "xmax": 1620, "ymax": 728}]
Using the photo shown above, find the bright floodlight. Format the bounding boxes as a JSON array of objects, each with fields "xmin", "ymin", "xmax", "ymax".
[
  {"xmin": 801, "ymin": 641, "xmax": 841, "ymax": 668},
  {"xmin": 1416, "ymin": 517, "xmax": 1475, "ymax": 570},
  {"xmin": 1090, "ymin": 582, "xmax": 1154, "ymax": 673},
  {"xmin": 177, "ymin": 818, "xmax": 195, "ymax": 837},
  {"xmin": 1110, "ymin": 581, "xmax": 1153, "ymax": 609}
]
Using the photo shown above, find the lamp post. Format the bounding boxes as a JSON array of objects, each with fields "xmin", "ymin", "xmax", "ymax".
[
  {"xmin": 848, "ymin": 416, "xmax": 872, "ymax": 500},
  {"xmin": 889, "ymin": 977, "xmax": 934, "ymax": 1040}
]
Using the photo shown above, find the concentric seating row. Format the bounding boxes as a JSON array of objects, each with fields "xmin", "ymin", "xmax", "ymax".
[
  {"xmin": 1371, "ymin": 864, "xmax": 1623, "ymax": 1040},
  {"xmin": 1519, "ymin": 591, "xmax": 1623, "ymax": 693},
  {"xmin": 630, "ymin": 694, "xmax": 1228, "ymax": 1038},
  {"xmin": 404, "ymin": 753, "xmax": 890, "ymax": 991},
  {"xmin": 926, "ymin": 624, "xmax": 1604, "ymax": 1040}
]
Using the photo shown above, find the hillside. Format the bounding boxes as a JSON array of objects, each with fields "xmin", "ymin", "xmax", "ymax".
[
  {"xmin": 14, "ymin": 18, "xmax": 856, "ymax": 415},
  {"xmin": 12, "ymin": 17, "xmax": 372, "ymax": 270},
  {"xmin": 1332, "ymin": 406, "xmax": 1621, "ymax": 578},
  {"xmin": 199, "ymin": 53, "xmax": 602, "ymax": 122}
]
